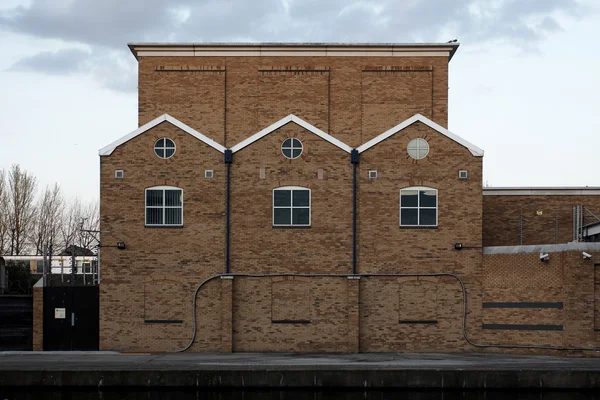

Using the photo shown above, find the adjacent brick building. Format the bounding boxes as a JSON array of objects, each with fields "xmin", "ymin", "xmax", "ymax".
[{"xmin": 98, "ymin": 43, "xmax": 600, "ymax": 353}]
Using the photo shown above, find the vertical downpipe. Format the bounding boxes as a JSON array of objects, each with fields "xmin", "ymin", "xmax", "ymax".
[
  {"xmin": 351, "ymin": 150, "xmax": 360, "ymax": 275},
  {"xmin": 224, "ymin": 150, "xmax": 233, "ymax": 274}
]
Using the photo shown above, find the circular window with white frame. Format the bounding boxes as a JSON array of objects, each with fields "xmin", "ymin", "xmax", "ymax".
[
  {"xmin": 281, "ymin": 138, "xmax": 303, "ymax": 159},
  {"xmin": 407, "ymin": 138, "xmax": 429, "ymax": 160},
  {"xmin": 154, "ymin": 138, "xmax": 176, "ymax": 159}
]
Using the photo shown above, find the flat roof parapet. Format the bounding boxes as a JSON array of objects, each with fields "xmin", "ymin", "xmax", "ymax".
[
  {"xmin": 127, "ymin": 42, "xmax": 459, "ymax": 60},
  {"xmin": 483, "ymin": 242, "xmax": 600, "ymax": 255}
]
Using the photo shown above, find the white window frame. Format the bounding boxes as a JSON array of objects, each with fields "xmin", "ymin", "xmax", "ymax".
[
  {"xmin": 145, "ymin": 186, "xmax": 183, "ymax": 227},
  {"xmin": 272, "ymin": 186, "xmax": 311, "ymax": 227},
  {"xmin": 154, "ymin": 138, "xmax": 176, "ymax": 159},
  {"xmin": 407, "ymin": 138, "xmax": 429, "ymax": 160},
  {"xmin": 400, "ymin": 186, "xmax": 438, "ymax": 227},
  {"xmin": 281, "ymin": 138, "xmax": 303, "ymax": 159}
]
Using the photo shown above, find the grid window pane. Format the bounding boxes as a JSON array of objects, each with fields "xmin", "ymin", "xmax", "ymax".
[
  {"xmin": 282, "ymin": 138, "xmax": 293, "ymax": 148},
  {"xmin": 146, "ymin": 208, "xmax": 163, "ymax": 225},
  {"xmin": 292, "ymin": 149, "xmax": 302, "ymax": 158},
  {"xmin": 292, "ymin": 190, "xmax": 309, "ymax": 207},
  {"xmin": 292, "ymin": 208, "xmax": 310, "ymax": 225},
  {"xmin": 165, "ymin": 208, "xmax": 182, "ymax": 225},
  {"xmin": 282, "ymin": 148, "xmax": 292, "ymax": 158},
  {"xmin": 156, "ymin": 139, "xmax": 165, "ymax": 147},
  {"xmin": 165, "ymin": 148, "xmax": 175, "ymax": 158},
  {"xmin": 164, "ymin": 139, "xmax": 175, "ymax": 148},
  {"xmin": 274, "ymin": 208, "xmax": 291, "ymax": 225},
  {"xmin": 420, "ymin": 190, "xmax": 436, "ymax": 208},
  {"xmin": 155, "ymin": 148, "xmax": 165, "ymax": 158},
  {"xmin": 401, "ymin": 190, "xmax": 418, "ymax": 207},
  {"xmin": 401, "ymin": 209, "xmax": 418, "ymax": 226},
  {"xmin": 274, "ymin": 190, "xmax": 291, "ymax": 207},
  {"xmin": 165, "ymin": 190, "xmax": 182, "ymax": 206},
  {"xmin": 420, "ymin": 209, "xmax": 437, "ymax": 226},
  {"xmin": 146, "ymin": 190, "xmax": 163, "ymax": 207},
  {"xmin": 292, "ymin": 138, "xmax": 301, "ymax": 147}
]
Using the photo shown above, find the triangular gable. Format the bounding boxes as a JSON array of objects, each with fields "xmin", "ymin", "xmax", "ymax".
[
  {"xmin": 356, "ymin": 114, "xmax": 484, "ymax": 156},
  {"xmin": 98, "ymin": 114, "xmax": 226, "ymax": 156},
  {"xmin": 230, "ymin": 114, "xmax": 353, "ymax": 154}
]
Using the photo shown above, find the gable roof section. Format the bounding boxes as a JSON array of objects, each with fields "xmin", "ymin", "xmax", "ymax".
[
  {"xmin": 230, "ymin": 114, "xmax": 353, "ymax": 154},
  {"xmin": 99, "ymin": 114, "xmax": 226, "ymax": 156},
  {"xmin": 356, "ymin": 114, "xmax": 484, "ymax": 156}
]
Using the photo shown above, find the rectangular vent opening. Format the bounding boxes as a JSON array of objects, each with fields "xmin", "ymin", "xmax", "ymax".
[
  {"xmin": 368, "ymin": 170, "xmax": 377, "ymax": 179},
  {"xmin": 205, "ymin": 170, "xmax": 214, "ymax": 179},
  {"xmin": 458, "ymin": 170, "xmax": 468, "ymax": 179},
  {"xmin": 115, "ymin": 170, "xmax": 124, "ymax": 179}
]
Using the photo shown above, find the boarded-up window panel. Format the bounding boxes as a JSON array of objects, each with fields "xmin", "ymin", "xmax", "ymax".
[
  {"xmin": 271, "ymin": 280, "xmax": 311, "ymax": 322},
  {"xmin": 398, "ymin": 280, "xmax": 437, "ymax": 323},
  {"xmin": 595, "ymin": 265, "xmax": 600, "ymax": 330}
]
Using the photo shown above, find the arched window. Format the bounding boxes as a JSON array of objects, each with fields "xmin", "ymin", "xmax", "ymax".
[
  {"xmin": 400, "ymin": 187, "xmax": 437, "ymax": 227},
  {"xmin": 145, "ymin": 186, "xmax": 183, "ymax": 226},
  {"xmin": 273, "ymin": 186, "xmax": 311, "ymax": 227}
]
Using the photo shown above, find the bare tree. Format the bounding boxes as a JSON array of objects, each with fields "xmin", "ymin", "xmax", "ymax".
[
  {"xmin": 7, "ymin": 165, "xmax": 37, "ymax": 255},
  {"xmin": 60, "ymin": 198, "xmax": 81, "ymax": 252},
  {"xmin": 32, "ymin": 183, "xmax": 64, "ymax": 256},
  {"xmin": 0, "ymin": 169, "xmax": 8, "ymax": 255},
  {"xmin": 77, "ymin": 200, "xmax": 99, "ymax": 253}
]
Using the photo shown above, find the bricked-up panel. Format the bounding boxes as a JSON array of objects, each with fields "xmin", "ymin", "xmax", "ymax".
[
  {"xmin": 398, "ymin": 278, "xmax": 437, "ymax": 323},
  {"xmin": 257, "ymin": 70, "xmax": 329, "ymax": 132},
  {"xmin": 271, "ymin": 278, "xmax": 311, "ymax": 323},
  {"xmin": 361, "ymin": 69, "xmax": 433, "ymax": 143},
  {"xmin": 138, "ymin": 68, "xmax": 225, "ymax": 144},
  {"xmin": 143, "ymin": 279, "xmax": 186, "ymax": 322},
  {"xmin": 595, "ymin": 265, "xmax": 600, "ymax": 330}
]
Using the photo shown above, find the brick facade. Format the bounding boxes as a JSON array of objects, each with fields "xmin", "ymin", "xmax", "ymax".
[{"xmin": 97, "ymin": 43, "xmax": 600, "ymax": 354}]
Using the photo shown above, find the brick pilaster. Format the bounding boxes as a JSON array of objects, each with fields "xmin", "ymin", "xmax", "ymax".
[
  {"xmin": 220, "ymin": 276, "xmax": 234, "ymax": 352},
  {"xmin": 347, "ymin": 276, "xmax": 361, "ymax": 353}
]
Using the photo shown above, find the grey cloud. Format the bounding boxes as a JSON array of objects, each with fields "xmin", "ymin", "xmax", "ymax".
[
  {"xmin": 9, "ymin": 48, "xmax": 90, "ymax": 75},
  {"xmin": 0, "ymin": 0, "xmax": 590, "ymax": 91}
]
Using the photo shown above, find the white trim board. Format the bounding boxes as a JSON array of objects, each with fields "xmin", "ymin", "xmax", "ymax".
[
  {"xmin": 99, "ymin": 114, "xmax": 226, "ymax": 156},
  {"xmin": 483, "ymin": 188, "xmax": 600, "ymax": 196},
  {"xmin": 356, "ymin": 114, "xmax": 484, "ymax": 157},
  {"xmin": 230, "ymin": 114, "xmax": 353, "ymax": 154}
]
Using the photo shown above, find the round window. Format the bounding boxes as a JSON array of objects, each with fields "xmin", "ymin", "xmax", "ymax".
[
  {"xmin": 407, "ymin": 138, "xmax": 429, "ymax": 160},
  {"xmin": 281, "ymin": 138, "xmax": 303, "ymax": 159},
  {"xmin": 154, "ymin": 138, "xmax": 176, "ymax": 159}
]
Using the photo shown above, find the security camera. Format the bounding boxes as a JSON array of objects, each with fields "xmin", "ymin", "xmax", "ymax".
[
  {"xmin": 583, "ymin": 252, "xmax": 592, "ymax": 260},
  {"xmin": 540, "ymin": 253, "xmax": 550, "ymax": 262}
]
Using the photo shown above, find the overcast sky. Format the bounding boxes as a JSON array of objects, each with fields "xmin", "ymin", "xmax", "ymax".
[{"xmin": 1, "ymin": 0, "xmax": 599, "ymax": 203}]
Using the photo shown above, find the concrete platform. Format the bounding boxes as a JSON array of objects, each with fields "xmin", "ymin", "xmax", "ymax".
[{"xmin": 2, "ymin": 352, "xmax": 600, "ymax": 389}]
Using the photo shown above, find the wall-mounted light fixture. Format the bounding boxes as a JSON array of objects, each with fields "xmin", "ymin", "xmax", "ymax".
[
  {"xmin": 117, "ymin": 242, "xmax": 126, "ymax": 250},
  {"xmin": 454, "ymin": 243, "xmax": 463, "ymax": 250},
  {"xmin": 540, "ymin": 253, "xmax": 550, "ymax": 263}
]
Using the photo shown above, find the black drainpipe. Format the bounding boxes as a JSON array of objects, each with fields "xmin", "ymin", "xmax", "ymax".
[
  {"xmin": 351, "ymin": 149, "xmax": 359, "ymax": 275},
  {"xmin": 224, "ymin": 149, "xmax": 233, "ymax": 274}
]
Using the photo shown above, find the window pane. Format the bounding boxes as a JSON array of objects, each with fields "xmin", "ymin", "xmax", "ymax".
[
  {"xmin": 292, "ymin": 149, "xmax": 302, "ymax": 158},
  {"xmin": 146, "ymin": 208, "xmax": 163, "ymax": 225},
  {"xmin": 282, "ymin": 148, "xmax": 292, "ymax": 158},
  {"xmin": 420, "ymin": 190, "xmax": 437, "ymax": 208},
  {"xmin": 420, "ymin": 209, "xmax": 437, "ymax": 226},
  {"xmin": 401, "ymin": 209, "xmax": 418, "ymax": 226},
  {"xmin": 274, "ymin": 190, "xmax": 291, "ymax": 207},
  {"xmin": 155, "ymin": 139, "xmax": 165, "ymax": 148},
  {"xmin": 146, "ymin": 190, "xmax": 163, "ymax": 207},
  {"xmin": 165, "ymin": 190, "xmax": 182, "ymax": 206},
  {"xmin": 165, "ymin": 208, "xmax": 182, "ymax": 225},
  {"xmin": 155, "ymin": 148, "xmax": 165, "ymax": 158},
  {"xmin": 292, "ymin": 190, "xmax": 309, "ymax": 207},
  {"xmin": 274, "ymin": 208, "xmax": 291, "ymax": 225},
  {"xmin": 292, "ymin": 138, "xmax": 301, "ymax": 148},
  {"xmin": 282, "ymin": 138, "xmax": 292, "ymax": 148},
  {"xmin": 165, "ymin": 148, "xmax": 175, "ymax": 158},
  {"xmin": 164, "ymin": 138, "xmax": 175, "ymax": 148},
  {"xmin": 292, "ymin": 208, "xmax": 310, "ymax": 225},
  {"xmin": 401, "ymin": 190, "xmax": 418, "ymax": 207}
]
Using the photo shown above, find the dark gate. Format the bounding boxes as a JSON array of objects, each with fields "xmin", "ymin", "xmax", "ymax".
[
  {"xmin": 0, "ymin": 295, "xmax": 32, "ymax": 350},
  {"xmin": 43, "ymin": 286, "xmax": 99, "ymax": 351}
]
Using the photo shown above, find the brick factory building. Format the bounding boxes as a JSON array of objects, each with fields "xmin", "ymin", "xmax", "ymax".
[{"xmin": 96, "ymin": 43, "xmax": 600, "ymax": 353}]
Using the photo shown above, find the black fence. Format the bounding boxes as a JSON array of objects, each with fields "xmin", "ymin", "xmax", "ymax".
[{"xmin": 0, "ymin": 294, "xmax": 32, "ymax": 351}]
